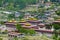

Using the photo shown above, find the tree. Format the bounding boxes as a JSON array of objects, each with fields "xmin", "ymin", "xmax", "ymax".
[
  {"xmin": 53, "ymin": 23, "xmax": 60, "ymax": 30},
  {"xmin": 16, "ymin": 23, "xmax": 36, "ymax": 35},
  {"xmin": 0, "ymin": 21, "xmax": 5, "ymax": 25},
  {"xmin": 5, "ymin": 3, "xmax": 15, "ymax": 11},
  {"xmin": 38, "ymin": 8, "xmax": 46, "ymax": 13},
  {"xmin": 55, "ymin": 10, "xmax": 60, "ymax": 16},
  {"xmin": 28, "ymin": 29, "xmax": 36, "ymax": 35},
  {"xmin": 22, "ymin": 37, "xmax": 29, "ymax": 40},
  {"xmin": 19, "ymin": 14, "xmax": 24, "ymax": 20},
  {"xmin": 8, "ymin": 13, "xmax": 15, "ymax": 20},
  {"xmin": 0, "ymin": 38, "xmax": 3, "ymax": 40},
  {"xmin": 0, "ymin": 0, "xmax": 3, "ymax": 7},
  {"xmin": 16, "ymin": 24, "xmax": 26, "ymax": 33},
  {"xmin": 0, "ymin": 0, "xmax": 37, "ymax": 10},
  {"xmin": 14, "ymin": 36, "xmax": 18, "ymax": 40},
  {"xmin": 53, "ymin": 22, "xmax": 60, "ymax": 40}
]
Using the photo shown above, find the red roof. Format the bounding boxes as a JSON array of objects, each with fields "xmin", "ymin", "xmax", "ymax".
[
  {"xmin": 54, "ymin": 21, "xmax": 60, "ymax": 23},
  {"xmin": 38, "ymin": 23, "xmax": 45, "ymax": 26},
  {"xmin": 8, "ymin": 32, "xmax": 22, "ymax": 36},
  {"xmin": 35, "ymin": 29, "xmax": 53, "ymax": 33}
]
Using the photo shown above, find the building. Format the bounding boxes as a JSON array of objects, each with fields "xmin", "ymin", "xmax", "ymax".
[
  {"xmin": 8, "ymin": 32, "xmax": 24, "ymax": 40},
  {"xmin": 45, "ymin": 2, "xmax": 51, "ymax": 8},
  {"xmin": 24, "ymin": 12, "xmax": 32, "ymax": 20}
]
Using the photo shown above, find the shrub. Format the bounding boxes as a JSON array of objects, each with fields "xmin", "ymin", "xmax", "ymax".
[{"xmin": 0, "ymin": 38, "xmax": 3, "ymax": 40}]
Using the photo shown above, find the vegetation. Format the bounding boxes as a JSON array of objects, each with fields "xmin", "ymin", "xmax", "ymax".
[
  {"xmin": 16, "ymin": 23, "xmax": 36, "ymax": 35},
  {"xmin": 0, "ymin": 0, "xmax": 60, "ymax": 40},
  {"xmin": 14, "ymin": 37, "xmax": 18, "ymax": 40},
  {"xmin": 53, "ymin": 23, "xmax": 60, "ymax": 30},
  {"xmin": 55, "ymin": 10, "xmax": 60, "ymax": 16},
  {"xmin": 38, "ymin": 8, "xmax": 46, "ymax": 13},
  {"xmin": 8, "ymin": 13, "xmax": 15, "ymax": 20},
  {"xmin": 0, "ymin": 21, "xmax": 5, "ymax": 25},
  {"xmin": 19, "ymin": 14, "xmax": 24, "ymax": 20},
  {"xmin": 21, "ymin": 37, "xmax": 29, "ymax": 40},
  {"xmin": 20, "ymin": 35, "xmax": 53, "ymax": 40},
  {"xmin": 0, "ymin": 38, "xmax": 3, "ymax": 40},
  {"xmin": 53, "ymin": 23, "xmax": 60, "ymax": 40},
  {"xmin": 0, "ymin": 0, "xmax": 38, "ymax": 11},
  {"xmin": 0, "ymin": 34, "xmax": 53, "ymax": 40},
  {"xmin": 7, "ymin": 12, "xmax": 24, "ymax": 21}
]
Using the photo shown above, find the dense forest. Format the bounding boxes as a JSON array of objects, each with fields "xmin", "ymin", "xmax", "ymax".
[
  {"xmin": 0, "ymin": 0, "xmax": 60, "ymax": 11},
  {"xmin": 0, "ymin": 0, "xmax": 38, "ymax": 10}
]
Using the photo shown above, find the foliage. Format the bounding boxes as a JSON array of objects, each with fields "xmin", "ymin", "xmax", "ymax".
[
  {"xmin": 38, "ymin": 8, "xmax": 45, "ymax": 13},
  {"xmin": 8, "ymin": 13, "xmax": 15, "ymax": 20},
  {"xmin": 5, "ymin": 3, "xmax": 15, "ymax": 11},
  {"xmin": 28, "ymin": 29, "xmax": 36, "ymax": 35},
  {"xmin": 0, "ymin": 38, "xmax": 3, "ymax": 40},
  {"xmin": 0, "ymin": 21, "xmax": 4, "ymax": 25},
  {"xmin": 53, "ymin": 33, "xmax": 60, "ymax": 40},
  {"xmin": 14, "ymin": 37, "xmax": 18, "ymax": 40},
  {"xmin": 58, "ymin": 37, "xmax": 60, "ymax": 40},
  {"xmin": 16, "ymin": 23, "xmax": 36, "ymax": 35},
  {"xmin": 55, "ymin": 10, "xmax": 60, "ymax": 16},
  {"xmin": 52, "ymin": 23, "xmax": 60, "ymax": 40},
  {"xmin": 53, "ymin": 23, "xmax": 60, "ymax": 30},
  {"xmin": 19, "ymin": 14, "xmax": 24, "ymax": 20},
  {"xmin": 4, "ymin": 30, "xmax": 8, "ymax": 33},
  {"xmin": 0, "ymin": 0, "xmax": 3, "ymax": 7},
  {"xmin": 0, "ymin": 0, "xmax": 37, "ymax": 11},
  {"xmin": 22, "ymin": 37, "xmax": 29, "ymax": 40}
]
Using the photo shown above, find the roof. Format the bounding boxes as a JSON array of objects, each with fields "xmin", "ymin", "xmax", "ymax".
[
  {"xmin": 54, "ymin": 21, "xmax": 60, "ymax": 23},
  {"xmin": 53, "ymin": 19, "xmax": 60, "ymax": 23},
  {"xmin": 35, "ymin": 29, "xmax": 53, "ymax": 34},
  {"xmin": 22, "ymin": 25, "xmax": 37, "ymax": 28},
  {"xmin": 6, "ymin": 27, "xmax": 16, "ymax": 32},
  {"xmin": 28, "ymin": 20, "xmax": 41, "ymax": 23},
  {"xmin": 8, "ymin": 32, "xmax": 22, "ymax": 36},
  {"xmin": 38, "ymin": 23, "xmax": 45, "ymax": 26}
]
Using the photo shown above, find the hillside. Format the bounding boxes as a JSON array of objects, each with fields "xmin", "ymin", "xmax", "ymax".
[{"xmin": 0, "ymin": 0, "xmax": 38, "ymax": 11}]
